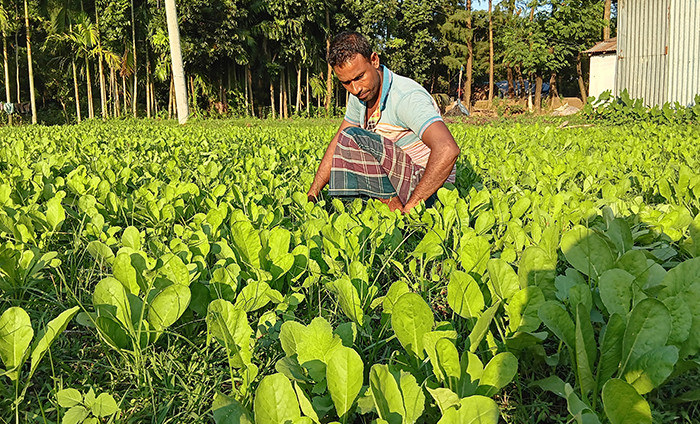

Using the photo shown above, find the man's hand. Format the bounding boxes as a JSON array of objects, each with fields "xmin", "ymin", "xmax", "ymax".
[
  {"xmin": 402, "ymin": 121, "xmax": 460, "ymax": 212},
  {"xmin": 307, "ymin": 119, "xmax": 355, "ymax": 202}
]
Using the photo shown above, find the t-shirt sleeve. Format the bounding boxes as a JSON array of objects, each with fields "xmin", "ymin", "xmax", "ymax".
[
  {"xmin": 344, "ymin": 95, "xmax": 362, "ymax": 126},
  {"xmin": 396, "ymin": 90, "xmax": 443, "ymax": 138}
]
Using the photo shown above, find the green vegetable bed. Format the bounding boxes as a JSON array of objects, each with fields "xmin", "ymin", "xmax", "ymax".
[{"xmin": 1, "ymin": 119, "xmax": 698, "ymax": 423}]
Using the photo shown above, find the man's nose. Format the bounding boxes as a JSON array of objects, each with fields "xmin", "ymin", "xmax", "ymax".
[{"xmin": 350, "ymin": 81, "xmax": 359, "ymax": 94}]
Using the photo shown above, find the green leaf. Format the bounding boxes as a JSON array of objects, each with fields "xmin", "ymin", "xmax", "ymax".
[
  {"xmin": 254, "ymin": 374, "xmax": 301, "ymax": 424},
  {"xmin": 86, "ymin": 240, "xmax": 115, "ymax": 265},
  {"xmin": 398, "ymin": 371, "xmax": 425, "ymax": 424},
  {"xmin": 602, "ymin": 379, "xmax": 652, "ymax": 424},
  {"xmin": 539, "ymin": 301, "xmax": 575, "ymax": 350},
  {"xmin": 156, "ymin": 253, "xmax": 190, "ymax": 286},
  {"xmin": 231, "ymin": 220, "xmax": 262, "ymax": 269},
  {"xmin": 206, "ymin": 300, "xmax": 253, "ymax": 369},
  {"xmin": 0, "ymin": 307, "xmax": 34, "ymax": 380},
  {"xmin": 29, "ymin": 306, "xmax": 80, "ymax": 378},
  {"xmin": 122, "ymin": 226, "xmax": 141, "ymax": 250},
  {"xmin": 447, "ymin": 270, "xmax": 484, "ymax": 319},
  {"xmin": 46, "ymin": 197, "xmax": 66, "ymax": 231},
  {"xmin": 467, "ymin": 301, "xmax": 500, "ymax": 353},
  {"xmin": 112, "ymin": 253, "xmax": 141, "ymax": 295},
  {"xmin": 475, "ymin": 352, "xmax": 518, "ymax": 397},
  {"xmin": 434, "ymin": 337, "xmax": 461, "ymax": 386},
  {"xmin": 575, "ymin": 304, "xmax": 597, "ymax": 398},
  {"xmin": 505, "ymin": 287, "xmax": 544, "ymax": 333},
  {"xmin": 487, "ymin": 259, "xmax": 519, "ymax": 301},
  {"xmin": 458, "ymin": 232, "xmax": 490, "ymax": 275},
  {"xmin": 148, "ymin": 284, "xmax": 191, "ymax": 334},
  {"xmin": 293, "ymin": 382, "xmax": 320, "ymax": 424},
  {"xmin": 369, "ymin": 364, "xmax": 404, "ymax": 424},
  {"xmin": 597, "ymin": 313, "xmax": 625, "ymax": 390},
  {"xmin": 437, "ymin": 395, "xmax": 499, "ymax": 424},
  {"xmin": 91, "ymin": 393, "xmax": 119, "ymax": 417},
  {"xmin": 56, "ymin": 388, "xmax": 83, "ymax": 408},
  {"xmin": 662, "ymin": 296, "xmax": 692, "ymax": 345},
  {"xmin": 212, "ymin": 392, "xmax": 253, "ymax": 424},
  {"xmin": 518, "ymin": 247, "xmax": 556, "ymax": 299},
  {"xmin": 426, "ymin": 387, "xmax": 459, "ymax": 415},
  {"xmin": 564, "ymin": 383, "xmax": 600, "ymax": 424},
  {"xmin": 381, "ymin": 281, "xmax": 411, "ymax": 314},
  {"xmin": 235, "ymin": 281, "xmax": 272, "ymax": 312},
  {"xmin": 326, "ymin": 346, "xmax": 364, "ymax": 418},
  {"xmin": 621, "ymin": 299, "xmax": 672, "ymax": 373},
  {"xmin": 326, "ymin": 276, "xmax": 365, "ymax": 326},
  {"xmin": 598, "ymin": 269, "xmax": 635, "ymax": 316},
  {"xmin": 624, "ymin": 346, "xmax": 678, "ymax": 394},
  {"xmin": 93, "ymin": 277, "xmax": 131, "ymax": 329},
  {"xmin": 423, "ymin": 331, "xmax": 458, "ymax": 382},
  {"xmin": 561, "ymin": 225, "xmax": 614, "ymax": 279},
  {"xmin": 62, "ymin": 405, "xmax": 89, "ymax": 424},
  {"xmin": 392, "ymin": 293, "xmax": 434, "ymax": 360},
  {"xmin": 95, "ymin": 316, "xmax": 131, "ymax": 351}
]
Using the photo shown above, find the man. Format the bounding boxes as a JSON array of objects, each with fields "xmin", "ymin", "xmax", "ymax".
[{"xmin": 307, "ymin": 31, "xmax": 460, "ymax": 213}]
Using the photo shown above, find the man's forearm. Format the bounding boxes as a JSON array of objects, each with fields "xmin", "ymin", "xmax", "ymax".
[
  {"xmin": 403, "ymin": 148, "xmax": 458, "ymax": 211},
  {"xmin": 308, "ymin": 120, "xmax": 354, "ymax": 200}
]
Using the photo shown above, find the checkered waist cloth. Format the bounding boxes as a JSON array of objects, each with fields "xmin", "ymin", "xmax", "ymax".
[{"xmin": 328, "ymin": 126, "xmax": 424, "ymax": 205}]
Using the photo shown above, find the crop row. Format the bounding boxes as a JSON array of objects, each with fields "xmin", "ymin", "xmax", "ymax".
[{"xmin": 0, "ymin": 120, "xmax": 698, "ymax": 423}]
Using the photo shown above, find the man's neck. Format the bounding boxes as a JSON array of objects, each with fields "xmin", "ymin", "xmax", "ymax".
[{"xmin": 366, "ymin": 66, "xmax": 384, "ymax": 110}]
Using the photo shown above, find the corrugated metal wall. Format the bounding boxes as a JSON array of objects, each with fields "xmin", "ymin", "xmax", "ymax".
[
  {"xmin": 667, "ymin": 0, "xmax": 700, "ymax": 106},
  {"xmin": 616, "ymin": 0, "xmax": 700, "ymax": 106}
]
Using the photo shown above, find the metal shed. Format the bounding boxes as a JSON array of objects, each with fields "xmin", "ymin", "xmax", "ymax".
[
  {"xmin": 584, "ymin": 38, "xmax": 617, "ymax": 100},
  {"xmin": 617, "ymin": 0, "xmax": 700, "ymax": 106}
]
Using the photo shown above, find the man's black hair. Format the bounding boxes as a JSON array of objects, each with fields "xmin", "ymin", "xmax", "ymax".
[{"xmin": 327, "ymin": 31, "xmax": 373, "ymax": 68}]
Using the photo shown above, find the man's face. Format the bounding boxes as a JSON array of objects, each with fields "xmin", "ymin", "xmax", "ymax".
[{"xmin": 334, "ymin": 52, "xmax": 381, "ymax": 104}]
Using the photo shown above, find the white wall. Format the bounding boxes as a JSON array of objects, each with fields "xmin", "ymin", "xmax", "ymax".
[{"xmin": 589, "ymin": 53, "xmax": 617, "ymax": 100}]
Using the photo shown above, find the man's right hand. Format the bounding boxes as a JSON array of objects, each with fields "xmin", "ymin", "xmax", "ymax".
[{"xmin": 306, "ymin": 119, "xmax": 355, "ymax": 205}]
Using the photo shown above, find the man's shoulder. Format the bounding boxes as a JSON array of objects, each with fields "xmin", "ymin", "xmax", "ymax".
[{"xmin": 389, "ymin": 71, "xmax": 430, "ymax": 98}]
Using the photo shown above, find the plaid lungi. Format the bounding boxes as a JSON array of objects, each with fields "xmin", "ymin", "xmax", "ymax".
[{"xmin": 328, "ymin": 126, "xmax": 424, "ymax": 205}]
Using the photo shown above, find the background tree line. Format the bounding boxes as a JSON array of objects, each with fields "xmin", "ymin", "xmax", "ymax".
[{"xmin": 0, "ymin": 0, "xmax": 615, "ymax": 123}]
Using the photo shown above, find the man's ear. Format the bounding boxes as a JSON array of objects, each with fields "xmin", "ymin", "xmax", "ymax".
[{"xmin": 371, "ymin": 52, "xmax": 380, "ymax": 68}]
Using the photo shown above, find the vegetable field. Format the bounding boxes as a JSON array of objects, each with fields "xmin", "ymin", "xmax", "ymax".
[{"xmin": 1, "ymin": 119, "xmax": 699, "ymax": 424}]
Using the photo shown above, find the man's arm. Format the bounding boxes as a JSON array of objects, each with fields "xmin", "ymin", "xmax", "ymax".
[
  {"xmin": 307, "ymin": 119, "xmax": 356, "ymax": 201},
  {"xmin": 402, "ymin": 121, "xmax": 460, "ymax": 212}
]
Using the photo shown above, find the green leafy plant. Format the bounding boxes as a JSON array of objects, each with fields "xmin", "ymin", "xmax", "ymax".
[{"xmin": 55, "ymin": 387, "xmax": 120, "ymax": 424}]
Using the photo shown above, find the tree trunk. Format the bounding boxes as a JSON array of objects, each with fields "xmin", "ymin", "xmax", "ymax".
[
  {"xmin": 296, "ymin": 66, "xmax": 301, "ymax": 112},
  {"xmin": 506, "ymin": 67, "xmax": 514, "ymax": 98},
  {"xmin": 488, "ymin": 0, "xmax": 494, "ymax": 103},
  {"xmin": 576, "ymin": 53, "xmax": 587, "ymax": 103},
  {"xmin": 284, "ymin": 68, "xmax": 290, "ymax": 118},
  {"xmin": 549, "ymin": 72, "xmax": 559, "ymax": 108},
  {"xmin": 325, "ymin": 9, "xmax": 332, "ymax": 114},
  {"xmin": 95, "ymin": 10, "xmax": 107, "ymax": 119},
  {"xmin": 246, "ymin": 65, "xmax": 254, "ymax": 117},
  {"xmin": 165, "ymin": 0, "xmax": 188, "ymax": 124},
  {"xmin": 168, "ymin": 76, "xmax": 174, "ymax": 119},
  {"xmin": 131, "ymin": 0, "xmax": 137, "ymax": 117},
  {"xmin": 85, "ymin": 57, "xmax": 94, "ymax": 119},
  {"xmin": 517, "ymin": 66, "xmax": 525, "ymax": 98},
  {"xmin": 15, "ymin": 30, "xmax": 20, "ymax": 103},
  {"xmin": 534, "ymin": 72, "xmax": 542, "ymax": 112},
  {"xmin": 279, "ymin": 72, "xmax": 283, "ymax": 118},
  {"xmin": 73, "ymin": 61, "xmax": 81, "ymax": 122},
  {"xmin": 3, "ymin": 33, "xmax": 12, "ymax": 125},
  {"xmin": 111, "ymin": 66, "xmax": 119, "ymax": 118},
  {"xmin": 122, "ymin": 73, "xmax": 128, "ymax": 116},
  {"xmin": 603, "ymin": 0, "xmax": 612, "ymax": 40},
  {"xmin": 270, "ymin": 80, "xmax": 276, "ymax": 119},
  {"xmin": 464, "ymin": 0, "xmax": 472, "ymax": 110},
  {"xmin": 24, "ymin": 0, "xmax": 37, "ymax": 123},
  {"xmin": 145, "ymin": 48, "xmax": 151, "ymax": 118},
  {"xmin": 306, "ymin": 68, "xmax": 310, "ymax": 114}
]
